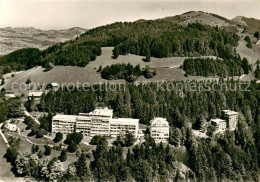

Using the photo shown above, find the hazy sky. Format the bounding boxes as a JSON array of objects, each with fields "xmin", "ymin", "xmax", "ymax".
[{"xmin": 0, "ymin": 0, "xmax": 259, "ymax": 30}]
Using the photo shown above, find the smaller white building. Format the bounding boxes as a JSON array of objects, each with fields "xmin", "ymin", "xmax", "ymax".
[
  {"xmin": 211, "ymin": 118, "xmax": 226, "ymax": 133},
  {"xmin": 150, "ymin": 117, "xmax": 169, "ymax": 142},
  {"xmin": 5, "ymin": 91, "xmax": 16, "ymax": 98},
  {"xmin": 52, "ymin": 114, "xmax": 77, "ymax": 134},
  {"xmin": 51, "ymin": 83, "xmax": 60, "ymax": 91},
  {"xmin": 5, "ymin": 123, "xmax": 18, "ymax": 132},
  {"xmin": 222, "ymin": 110, "xmax": 238, "ymax": 131},
  {"xmin": 110, "ymin": 118, "xmax": 139, "ymax": 138},
  {"xmin": 28, "ymin": 91, "xmax": 44, "ymax": 100}
]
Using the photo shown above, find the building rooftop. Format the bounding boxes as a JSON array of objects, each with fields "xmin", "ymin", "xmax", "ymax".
[
  {"xmin": 5, "ymin": 91, "xmax": 14, "ymax": 94},
  {"xmin": 76, "ymin": 115, "xmax": 110, "ymax": 121},
  {"xmin": 51, "ymin": 82, "xmax": 59, "ymax": 87},
  {"xmin": 223, "ymin": 110, "xmax": 238, "ymax": 115},
  {"xmin": 53, "ymin": 114, "xmax": 77, "ymax": 122},
  {"xmin": 28, "ymin": 91, "xmax": 44, "ymax": 97},
  {"xmin": 211, "ymin": 118, "xmax": 226, "ymax": 124},
  {"xmin": 110, "ymin": 118, "xmax": 139, "ymax": 125},
  {"xmin": 81, "ymin": 107, "xmax": 113, "ymax": 118},
  {"xmin": 150, "ymin": 117, "xmax": 169, "ymax": 127}
]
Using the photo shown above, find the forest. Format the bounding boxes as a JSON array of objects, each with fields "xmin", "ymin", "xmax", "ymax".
[
  {"xmin": 0, "ymin": 20, "xmax": 239, "ymax": 75},
  {"xmin": 3, "ymin": 80, "xmax": 259, "ymax": 181},
  {"xmin": 2, "ymin": 80, "xmax": 260, "ymax": 181},
  {"xmin": 183, "ymin": 55, "xmax": 250, "ymax": 77},
  {"xmin": 100, "ymin": 63, "xmax": 156, "ymax": 82}
]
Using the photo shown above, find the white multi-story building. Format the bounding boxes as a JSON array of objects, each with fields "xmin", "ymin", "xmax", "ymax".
[
  {"xmin": 222, "ymin": 110, "xmax": 238, "ymax": 131},
  {"xmin": 52, "ymin": 115, "xmax": 77, "ymax": 134},
  {"xmin": 110, "ymin": 118, "xmax": 139, "ymax": 138},
  {"xmin": 76, "ymin": 107, "xmax": 112, "ymax": 136},
  {"xmin": 150, "ymin": 117, "xmax": 170, "ymax": 142},
  {"xmin": 52, "ymin": 107, "xmax": 139, "ymax": 138},
  {"xmin": 210, "ymin": 118, "xmax": 226, "ymax": 133}
]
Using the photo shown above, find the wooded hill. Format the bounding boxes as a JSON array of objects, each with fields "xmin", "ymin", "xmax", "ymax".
[{"xmin": 0, "ymin": 14, "xmax": 239, "ymax": 73}]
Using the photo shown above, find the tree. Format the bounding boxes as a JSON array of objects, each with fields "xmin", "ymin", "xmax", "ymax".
[
  {"xmin": 25, "ymin": 96, "xmax": 34, "ymax": 112},
  {"xmin": 169, "ymin": 128, "xmax": 181, "ymax": 147},
  {"xmin": 64, "ymin": 132, "xmax": 83, "ymax": 145},
  {"xmin": 132, "ymin": 160, "xmax": 152, "ymax": 181},
  {"xmin": 144, "ymin": 49, "xmax": 151, "ymax": 62},
  {"xmin": 90, "ymin": 135, "xmax": 107, "ymax": 146},
  {"xmin": 97, "ymin": 66, "xmax": 102, "ymax": 72},
  {"xmin": 37, "ymin": 150, "xmax": 43, "ymax": 158},
  {"xmin": 254, "ymin": 31, "xmax": 259, "ymax": 39},
  {"xmin": 0, "ymin": 102, "xmax": 8, "ymax": 123},
  {"xmin": 193, "ymin": 117, "xmax": 203, "ymax": 130},
  {"xmin": 59, "ymin": 150, "xmax": 67, "ymax": 162},
  {"xmin": 26, "ymin": 78, "xmax": 31, "ymax": 84},
  {"xmin": 255, "ymin": 60, "xmax": 260, "ymax": 79},
  {"xmin": 113, "ymin": 135, "xmax": 124, "ymax": 146},
  {"xmin": 143, "ymin": 66, "xmax": 156, "ymax": 79},
  {"xmin": 5, "ymin": 147, "xmax": 18, "ymax": 164},
  {"xmin": 244, "ymin": 36, "xmax": 252, "ymax": 48},
  {"xmin": 112, "ymin": 47, "xmax": 119, "ymax": 59},
  {"xmin": 36, "ymin": 128, "xmax": 47, "ymax": 138},
  {"xmin": 124, "ymin": 131, "xmax": 135, "ymax": 147},
  {"xmin": 44, "ymin": 145, "xmax": 52, "ymax": 156},
  {"xmin": 67, "ymin": 141, "xmax": 77, "ymax": 153},
  {"xmin": 53, "ymin": 132, "xmax": 63, "ymax": 143},
  {"xmin": 39, "ymin": 112, "xmax": 52, "ymax": 132},
  {"xmin": 75, "ymin": 154, "xmax": 88, "ymax": 177},
  {"xmin": 242, "ymin": 58, "xmax": 250, "ymax": 74},
  {"xmin": 31, "ymin": 145, "xmax": 39, "ymax": 154}
]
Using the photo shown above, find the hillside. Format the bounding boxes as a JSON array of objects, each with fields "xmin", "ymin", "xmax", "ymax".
[
  {"xmin": 232, "ymin": 16, "xmax": 260, "ymax": 31},
  {"xmin": 0, "ymin": 11, "xmax": 259, "ymax": 84},
  {"xmin": 0, "ymin": 12, "xmax": 240, "ymax": 71},
  {"xmin": 0, "ymin": 27, "xmax": 87, "ymax": 55}
]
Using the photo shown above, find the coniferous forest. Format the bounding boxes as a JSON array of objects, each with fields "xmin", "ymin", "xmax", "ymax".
[
  {"xmin": 2, "ymin": 81, "xmax": 260, "ymax": 181},
  {"xmin": 31, "ymin": 81, "xmax": 260, "ymax": 181},
  {"xmin": 183, "ymin": 55, "xmax": 251, "ymax": 77}
]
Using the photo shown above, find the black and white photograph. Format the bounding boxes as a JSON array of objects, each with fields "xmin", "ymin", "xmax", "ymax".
[{"xmin": 0, "ymin": 0, "xmax": 260, "ymax": 181}]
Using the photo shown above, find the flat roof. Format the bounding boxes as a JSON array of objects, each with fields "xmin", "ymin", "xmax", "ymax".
[
  {"xmin": 87, "ymin": 107, "xmax": 113, "ymax": 117},
  {"xmin": 223, "ymin": 110, "xmax": 238, "ymax": 115},
  {"xmin": 211, "ymin": 118, "xmax": 226, "ymax": 124},
  {"xmin": 28, "ymin": 91, "xmax": 43, "ymax": 97},
  {"xmin": 150, "ymin": 117, "xmax": 169, "ymax": 126},
  {"xmin": 110, "ymin": 118, "xmax": 139, "ymax": 125},
  {"xmin": 53, "ymin": 114, "xmax": 77, "ymax": 121},
  {"xmin": 77, "ymin": 115, "xmax": 110, "ymax": 120},
  {"xmin": 51, "ymin": 83, "xmax": 59, "ymax": 87}
]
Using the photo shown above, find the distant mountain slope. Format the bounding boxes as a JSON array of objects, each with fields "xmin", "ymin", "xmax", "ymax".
[
  {"xmin": 0, "ymin": 27, "xmax": 87, "ymax": 55},
  {"xmin": 160, "ymin": 11, "xmax": 237, "ymax": 32},
  {"xmin": 232, "ymin": 16, "xmax": 260, "ymax": 31}
]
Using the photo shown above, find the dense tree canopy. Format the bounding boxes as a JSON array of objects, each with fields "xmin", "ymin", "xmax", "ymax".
[
  {"xmin": 101, "ymin": 63, "xmax": 156, "ymax": 82},
  {"xmin": 183, "ymin": 56, "xmax": 250, "ymax": 77}
]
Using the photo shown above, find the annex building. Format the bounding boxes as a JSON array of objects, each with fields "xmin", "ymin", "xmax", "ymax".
[
  {"xmin": 222, "ymin": 110, "xmax": 238, "ymax": 131},
  {"xmin": 150, "ymin": 117, "xmax": 170, "ymax": 142},
  {"xmin": 52, "ymin": 107, "xmax": 139, "ymax": 138},
  {"xmin": 210, "ymin": 110, "xmax": 239, "ymax": 134},
  {"xmin": 210, "ymin": 118, "xmax": 227, "ymax": 134}
]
